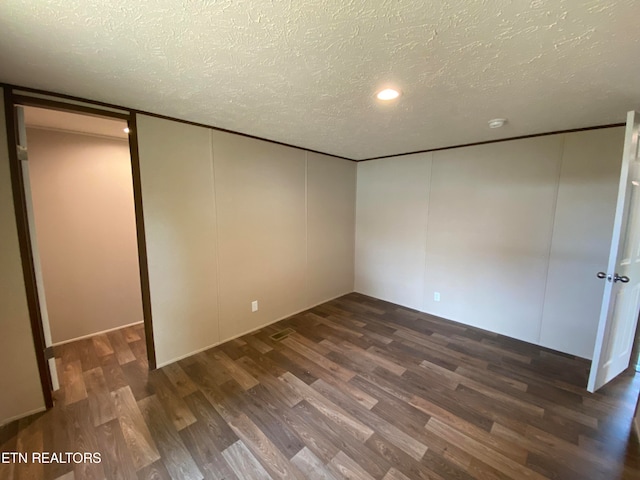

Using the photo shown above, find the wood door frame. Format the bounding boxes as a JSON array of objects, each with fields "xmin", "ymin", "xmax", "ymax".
[{"xmin": 3, "ymin": 90, "xmax": 157, "ymax": 409}]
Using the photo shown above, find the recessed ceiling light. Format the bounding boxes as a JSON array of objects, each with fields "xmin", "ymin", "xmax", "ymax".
[
  {"xmin": 376, "ymin": 88, "xmax": 401, "ymax": 101},
  {"xmin": 123, "ymin": 127, "xmax": 130, "ymax": 133},
  {"xmin": 488, "ymin": 118, "xmax": 507, "ymax": 128}
]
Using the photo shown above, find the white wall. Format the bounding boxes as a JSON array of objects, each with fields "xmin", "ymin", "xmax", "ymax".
[
  {"xmin": 0, "ymin": 88, "xmax": 46, "ymax": 424},
  {"xmin": 355, "ymin": 128, "xmax": 624, "ymax": 358},
  {"xmin": 26, "ymin": 128, "xmax": 143, "ymax": 344},
  {"xmin": 137, "ymin": 115, "xmax": 356, "ymax": 367}
]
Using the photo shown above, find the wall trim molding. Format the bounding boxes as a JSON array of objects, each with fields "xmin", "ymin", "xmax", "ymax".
[
  {"xmin": 156, "ymin": 291, "xmax": 354, "ymax": 368},
  {"xmin": 3, "ymin": 82, "xmax": 623, "ymax": 163},
  {"xmin": 0, "ymin": 82, "xmax": 355, "ymax": 163},
  {"xmin": 51, "ymin": 321, "xmax": 144, "ymax": 347},
  {"xmin": 354, "ymin": 289, "xmax": 591, "ymax": 361},
  {"xmin": 25, "ymin": 124, "xmax": 129, "ymax": 142},
  {"xmin": 0, "ymin": 406, "xmax": 47, "ymax": 428},
  {"xmin": 358, "ymin": 123, "xmax": 625, "ymax": 162}
]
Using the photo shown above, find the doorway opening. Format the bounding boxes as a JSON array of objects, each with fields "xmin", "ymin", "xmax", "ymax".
[{"xmin": 5, "ymin": 91, "xmax": 156, "ymax": 408}]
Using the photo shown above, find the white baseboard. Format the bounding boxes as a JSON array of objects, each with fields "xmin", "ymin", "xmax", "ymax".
[
  {"xmin": 0, "ymin": 406, "xmax": 47, "ymax": 427},
  {"xmin": 156, "ymin": 291, "xmax": 352, "ymax": 368},
  {"xmin": 52, "ymin": 321, "xmax": 144, "ymax": 347}
]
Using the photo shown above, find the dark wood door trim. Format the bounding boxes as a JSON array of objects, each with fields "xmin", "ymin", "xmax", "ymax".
[
  {"xmin": 3, "ymin": 88, "xmax": 159, "ymax": 412},
  {"xmin": 128, "ymin": 113, "xmax": 157, "ymax": 369},
  {"xmin": 3, "ymin": 88, "xmax": 54, "ymax": 408},
  {"xmin": 11, "ymin": 94, "xmax": 130, "ymax": 121}
]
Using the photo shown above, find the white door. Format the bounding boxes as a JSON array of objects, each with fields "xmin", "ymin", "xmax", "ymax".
[
  {"xmin": 15, "ymin": 106, "xmax": 59, "ymax": 391},
  {"xmin": 588, "ymin": 110, "xmax": 640, "ymax": 392}
]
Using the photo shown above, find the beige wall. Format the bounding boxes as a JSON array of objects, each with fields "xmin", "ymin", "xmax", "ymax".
[
  {"xmin": 355, "ymin": 128, "xmax": 624, "ymax": 358},
  {"xmin": 355, "ymin": 153, "xmax": 431, "ymax": 311},
  {"xmin": 27, "ymin": 128, "xmax": 143, "ymax": 344},
  {"xmin": 137, "ymin": 115, "xmax": 356, "ymax": 366},
  {"xmin": 307, "ymin": 152, "xmax": 356, "ymax": 306},
  {"xmin": 136, "ymin": 117, "xmax": 220, "ymax": 367},
  {"xmin": 540, "ymin": 128, "xmax": 623, "ymax": 357},
  {"xmin": 0, "ymin": 89, "xmax": 46, "ymax": 424},
  {"xmin": 423, "ymin": 137, "xmax": 563, "ymax": 344},
  {"xmin": 213, "ymin": 131, "xmax": 307, "ymax": 341}
]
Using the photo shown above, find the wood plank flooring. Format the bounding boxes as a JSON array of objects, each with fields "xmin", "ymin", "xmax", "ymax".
[{"xmin": 1, "ymin": 293, "xmax": 639, "ymax": 479}]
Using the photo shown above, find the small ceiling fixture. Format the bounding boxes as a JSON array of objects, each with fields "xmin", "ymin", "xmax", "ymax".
[
  {"xmin": 376, "ymin": 88, "xmax": 401, "ymax": 101},
  {"xmin": 488, "ymin": 118, "xmax": 507, "ymax": 129},
  {"xmin": 123, "ymin": 127, "xmax": 130, "ymax": 133}
]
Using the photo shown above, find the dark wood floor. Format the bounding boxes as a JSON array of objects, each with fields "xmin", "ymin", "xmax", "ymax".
[{"xmin": 1, "ymin": 293, "xmax": 639, "ymax": 479}]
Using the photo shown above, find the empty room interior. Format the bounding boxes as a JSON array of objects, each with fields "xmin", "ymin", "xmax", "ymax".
[{"xmin": 1, "ymin": 2, "xmax": 640, "ymax": 480}]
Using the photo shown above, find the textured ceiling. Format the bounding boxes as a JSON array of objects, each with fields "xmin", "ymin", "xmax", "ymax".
[
  {"xmin": 24, "ymin": 106, "xmax": 128, "ymax": 139},
  {"xmin": 1, "ymin": 1, "xmax": 639, "ymax": 160}
]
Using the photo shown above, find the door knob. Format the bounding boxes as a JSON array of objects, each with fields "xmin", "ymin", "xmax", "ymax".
[
  {"xmin": 597, "ymin": 272, "xmax": 608, "ymax": 279},
  {"xmin": 614, "ymin": 274, "xmax": 630, "ymax": 283}
]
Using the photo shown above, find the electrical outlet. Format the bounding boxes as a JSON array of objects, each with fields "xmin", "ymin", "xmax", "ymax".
[
  {"xmin": 251, "ymin": 300, "xmax": 258, "ymax": 312},
  {"xmin": 434, "ymin": 292, "xmax": 440, "ymax": 302}
]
